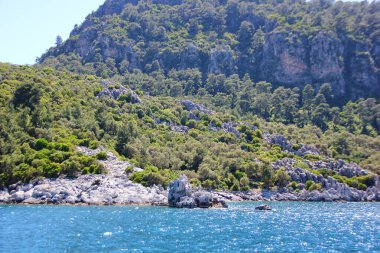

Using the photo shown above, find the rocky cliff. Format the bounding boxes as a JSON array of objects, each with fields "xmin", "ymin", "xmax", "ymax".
[{"xmin": 39, "ymin": 0, "xmax": 380, "ymax": 100}]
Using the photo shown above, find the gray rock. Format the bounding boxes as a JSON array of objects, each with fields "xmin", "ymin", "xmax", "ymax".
[
  {"xmin": 255, "ymin": 204, "xmax": 272, "ymax": 211},
  {"xmin": 168, "ymin": 175, "xmax": 192, "ymax": 207},
  {"xmin": 176, "ymin": 196, "xmax": 196, "ymax": 208},
  {"xmin": 13, "ymin": 191, "xmax": 25, "ymax": 203},
  {"xmin": 97, "ymin": 80, "xmax": 142, "ymax": 104},
  {"xmin": 177, "ymin": 100, "xmax": 214, "ymax": 115},
  {"xmin": 168, "ymin": 176, "xmax": 228, "ymax": 208}
]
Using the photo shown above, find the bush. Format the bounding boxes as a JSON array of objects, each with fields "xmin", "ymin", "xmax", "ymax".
[
  {"xmin": 190, "ymin": 178, "xmax": 201, "ymax": 187},
  {"xmin": 253, "ymin": 130, "xmax": 263, "ymax": 139},
  {"xmin": 305, "ymin": 180, "xmax": 321, "ymax": 191},
  {"xmin": 125, "ymin": 166, "xmax": 134, "ymax": 174},
  {"xmin": 304, "ymin": 154, "xmax": 321, "ymax": 161},
  {"xmin": 240, "ymin": 176, "xmax": 250, "ymax": 190},
  {"xmin": 292, "ymin": 144, "xmax": 301, "ymax": 151},
  {"xmin": 35, "ymin": 138, "xmax": 49, "ymax": 150},
  {"xmin": 130, "ymin": 166, "xmax": 177, "ymax": 187},
  {"xmin": 230, "ymin": 181, "xmax": 240, "ymax": 191},
  {"xmin": 202, "ymin": 179, "xmax": 215, "ymax": 189},
  {"xmin": 89, "ymin": 140, "xmax": 99, "ymax": 149},
  {"xmin": 96, "ymin": 152, "xmax": 108, "ymax": 160},
  {"xmin": 290, "ymin": 181, "xmax": 299, "ymax": 190},
  {"xmin": 42, "ymin": 162, "xmax": 61, "ymax": 178},
  {"xmin": 308, "ymin": 183, "xmax": 322, "ymax": 191},
  {"xmin": 274, "ymin": 167, "xmax": 290, "ymax": 187},
  {"xmin": 78, "ymin": 139, "xmax": 90, "ymax": 147},
  {"xmin": 61, "ymin": 159, "xmax": 81, "ymax": 177}
]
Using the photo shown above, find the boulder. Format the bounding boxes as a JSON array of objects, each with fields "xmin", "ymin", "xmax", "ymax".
[
  {"xmin": 176, "ymin": 196, "xmax": 196, "ymax": 208},
  {"xmin": 168, "ymin": 175, "xmax": 192, "ymax": 207},
  {"xmin": 194, "ymin": 192, "xmax": 214, "ymax": 208},
  {"xmin": 168, "ymin": 176, "xmax": 228, "ymax": 208},
  {"xmin": 255, "ymin": 204, "xmax": 272, "ymax": 211},
  {"xmin": 13, "ymin": 191, "xmax": 25, "ymax": 203}
]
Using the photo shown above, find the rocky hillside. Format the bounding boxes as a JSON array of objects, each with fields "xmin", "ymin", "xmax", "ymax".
[
  {"xmin": 0, "ymin": 63, "xmax": 379, "ymax": 202},
  {"xmin": 39, "ymin": 0, "xmax": 380, "ymax": 100}
]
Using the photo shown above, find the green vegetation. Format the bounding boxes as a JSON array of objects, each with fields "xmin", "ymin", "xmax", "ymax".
[
  {"xmin": 96, "ymin": 152, "xmax": 108, "ymax": 161},
  {"xmin": 0, "ymin": 63, "xmax": 379, "ymax": 191},
  {"xmin": 305, "ymin": 180, "xmax": 322, "ymax": 192}
]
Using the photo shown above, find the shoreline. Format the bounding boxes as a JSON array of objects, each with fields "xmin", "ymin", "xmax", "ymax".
[
  {"xmin": 1, "ymin": 147, "xmax": 379, "ymax": 206},
  {"xmin": 1, "ymin": 186, "xmax": 379, "ymax": 207}
]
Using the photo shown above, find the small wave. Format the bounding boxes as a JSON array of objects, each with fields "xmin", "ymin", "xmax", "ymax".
[{"xmin": 103, "ymin": 232, "xmax": 113, "ymax": 236}]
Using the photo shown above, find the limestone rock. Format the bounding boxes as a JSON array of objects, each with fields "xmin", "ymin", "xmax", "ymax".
[
  {"xmin": 168, "ymin": 175, "xmax": 192, "ymax": 207},
  {"xmin": 168, "ymin": 176, "xmax": 228, "ymax": 208}
]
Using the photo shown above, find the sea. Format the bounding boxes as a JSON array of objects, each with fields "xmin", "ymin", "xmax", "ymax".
[{"xmin": 0, "ymin": 202, "xmax": 379, "ymax": 252}]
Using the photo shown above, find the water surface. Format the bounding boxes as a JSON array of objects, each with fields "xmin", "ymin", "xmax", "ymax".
[{"xmin": 0, "ymin": 202, "xmax": 379, "ymax": 252}]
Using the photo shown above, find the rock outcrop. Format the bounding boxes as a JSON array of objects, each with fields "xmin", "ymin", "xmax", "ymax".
[
  {"xmin": 0, "ymin": 147, "xmax": 166, "ymax": 206},
  {"xmin": 177, "ymin": 100, "xmax": 214, "ymax": 115},
  {"xmin": 168, "ymin": 176, "xmax": 228, "ymax": 208},
  {"xmin": 97, "ymin": 80, "xmax": 142, "ymax": 104}
]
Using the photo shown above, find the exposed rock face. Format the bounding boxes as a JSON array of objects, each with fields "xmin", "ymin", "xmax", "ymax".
[
  {"xmin": 168, "ymin": 175, "xmax": 192, "ymax": 207},
  {"xmin": 98, "ymin": 80, "xmax": 142, "ymax": 103},
  {"xmin": 310, "ymin": 32, "xmax": 345, "ymax": 96},
  {"xmin": 260, "ymin": 31, "xmax": 310, "ymax": 86},
  {"xmin": 168, "ymin": 176, "xmax": 228, "ymax": 208},
  {"xmin": 268, "ymin": 135, "xmax": 319, "ymax": 157},
  {"xmin": 348, "ymin": 41, "xmax": 380, "ymax": 99},
  {"xmin": 308, "ymin": 160, "xmax": 368, "ymax": 178},
  {"xmin": 177, "ymin": 100, "xmax": 214, "ymax": 115}
]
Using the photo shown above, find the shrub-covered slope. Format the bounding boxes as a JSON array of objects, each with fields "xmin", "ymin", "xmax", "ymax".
[{"xmin": 0, "ymin": 63, "xmax": 379, "ymax": 194}]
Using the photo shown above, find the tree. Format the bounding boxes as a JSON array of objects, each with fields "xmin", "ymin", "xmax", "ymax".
[
  {"xmin": 238, "ymin": 21, "xmax": 254, "ymax": 51},
  {"xmin": 55, "ymin": 35, "xmax": 63, "ymax": 46},
  {"xmin": 274, "ymin": 167, "xmax": 290, "ymax": 188},
  {"xmin": 13, "ymin": 83, "xmax": 41, "ymax": 110},
  {"xmin": 115, "ymin": 122, "xmax": 138, "ymax": 156},
  {"xmin": 302, "ymin": 84, "xmax": 315, "ymax": 110},
  {"xmin": 260, "ymin": 163, "xmax": 274, "ymax": 189},
  {"xmin": 226, "ymin": 0, "xmax": 240, "ymax": 32},
  {"xmin": 319, "ymin": 83, "xmax": 333, "ymax": 104}
]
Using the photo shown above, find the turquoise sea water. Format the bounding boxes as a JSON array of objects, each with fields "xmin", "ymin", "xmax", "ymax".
[{"xmin": 0, "ymin": 202, "xmax": 379, "ymax": 253}]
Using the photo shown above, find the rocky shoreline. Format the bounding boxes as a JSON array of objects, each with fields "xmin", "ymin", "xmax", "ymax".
[{"xmin": 0, "ymin": 147, "xmax": 379, "ymax": 206}]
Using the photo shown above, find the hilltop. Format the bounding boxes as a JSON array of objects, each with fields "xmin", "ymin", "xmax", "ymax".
[{"xmin": 39, "ymin": 0, "xmax": 380, "ymax": 101}]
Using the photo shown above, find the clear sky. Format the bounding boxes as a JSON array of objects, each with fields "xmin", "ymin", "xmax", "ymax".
[{"xmin": 0, "ymin": 0, "xmax": 105, "ymax": 65}]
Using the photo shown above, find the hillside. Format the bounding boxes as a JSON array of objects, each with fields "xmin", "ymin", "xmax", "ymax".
[
  {"xmin": 0, "ymin": 63, "xmax": 379, "ymax": 199},
  {"xmin": 39, "ymin": 0, "xmax": 380, "ymax": 101}
]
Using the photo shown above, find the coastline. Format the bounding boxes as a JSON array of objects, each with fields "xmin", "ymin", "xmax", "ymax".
[
  {"xmin": 1, "ymin": 147, "xmax": 379, "ymax": 206},
  {"xmin": 1, "ymin": 183, "xmax": 379, "ymax": 207}
]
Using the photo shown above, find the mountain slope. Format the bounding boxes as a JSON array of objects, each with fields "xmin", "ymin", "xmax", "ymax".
[
  {"xmin": 39, "ymin": 0, "xmax": 380, "ymax": 100},
  {"xmin": 0, "ymin": 63, "xmax": 379, "ymax": 196}
]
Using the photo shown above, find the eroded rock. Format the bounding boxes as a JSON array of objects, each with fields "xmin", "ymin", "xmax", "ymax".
[{"xmin": 168, "ymin": 176, "xmax": 228, "ymax": 208}]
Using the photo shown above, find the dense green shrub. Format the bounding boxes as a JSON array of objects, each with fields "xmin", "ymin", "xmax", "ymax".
[
  {"xmin": 35, "ymin": 138, "xmax": 49, "ymax": 151},
  {"xmin": 96, "ymin": 152, "xmax": 108, "ymax": 160},
  {"xmin": 304, "ymin": 154, "xmax": 322, "ymax": 161}
]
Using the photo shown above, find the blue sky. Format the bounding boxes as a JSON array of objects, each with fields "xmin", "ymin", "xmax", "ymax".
[{"xmin": 0, "ymin": 0, "xmax": 105, "ymax": 65}]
